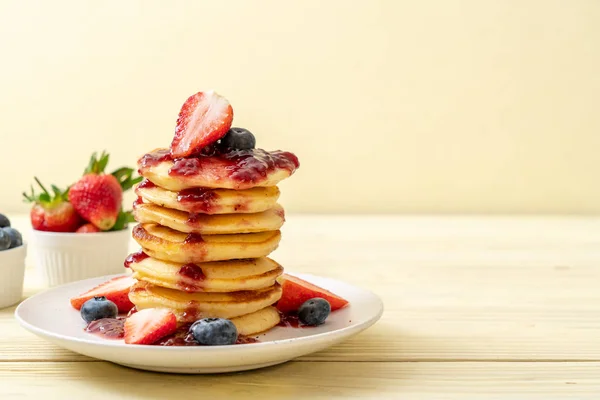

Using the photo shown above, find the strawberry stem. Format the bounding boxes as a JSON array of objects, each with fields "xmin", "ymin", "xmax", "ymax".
[
  {"xmin": 23, "ymin": 178, "xmax": 68, "ymax": 206},
  {"xmin": 84, "ymin": 151, "xmax": 111, "ymax": 175}
]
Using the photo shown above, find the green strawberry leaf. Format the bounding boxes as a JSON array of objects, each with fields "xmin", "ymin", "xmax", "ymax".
[
  {"xmin": 110, "ymin": 209, "xmax": 136, "ymax": 231},
  {"xmin": 111, "ymin": 167, "xmax": 142, "ymax": 192}
]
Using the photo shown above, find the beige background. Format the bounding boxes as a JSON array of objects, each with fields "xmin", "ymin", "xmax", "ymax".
[{"xmin": 1, "ymin": 0, "xmax": 599, "ymax": 214}]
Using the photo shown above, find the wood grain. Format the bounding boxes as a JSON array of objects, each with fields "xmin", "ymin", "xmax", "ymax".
[{"xmin": 1, "ymin": 361, "xmax": 599, "ymax": 399}]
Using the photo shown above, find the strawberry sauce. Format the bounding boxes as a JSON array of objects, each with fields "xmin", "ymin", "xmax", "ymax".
[
  {"xmin": 178, "ymin": 187, "xmax": 218, "ymax": 213},
  {"xmin": 138, "ymin": 147, "xmax": 299, "ymax": 184},
  {"xmin": 156, "ymin": 324, "xmax": 259, "ymax": 346},
  {"xmin": 85, "ymin": 318, "xmax": 125, "ymax": 339},
  {"xmin": 277, "ymin": 312, "xmax": 312, "ymax": 328},
  {"xmin": 183, "ymin": 233, "xmax": 204, "ymax": 244},
  {"xmin": 137, "ymin": 179, "xmax": 157, "ymax": 190},
  {"xmin": 177, "ymin": 263, "xmax": 206, "ymax": 292},
  {"xmin": 138, "ymin": 149, "xmax": 172, "ymax": 169},
  {"xmin": 124, "ymin": 250, "xmax": 150, "ymax": 268}
]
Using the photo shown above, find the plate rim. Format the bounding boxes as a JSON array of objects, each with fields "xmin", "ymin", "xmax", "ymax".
[{"xmin": 15, "ymin": 272, "xmax": 384, "ymax": 352}]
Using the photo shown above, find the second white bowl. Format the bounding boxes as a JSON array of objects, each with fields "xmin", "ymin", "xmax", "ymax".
[{"xmin": 31, "ymin": 229, "xmax": 131, "ymax": 287}]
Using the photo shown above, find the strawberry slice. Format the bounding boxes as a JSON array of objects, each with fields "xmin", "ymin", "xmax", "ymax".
[
  {"xmin": 170, "ymin": 91, "xmax": 234, "ymax": 158},
  {"xmin": 70, "ymin": 275, "xmax": 136, "ymax": 313},
  {"xmin": 124, "ymin": 308, "xmax": 177, "ymax": 345},
  {"xmin": 276, "ymin": 274, "xmax": 349, "ymax": 313}
]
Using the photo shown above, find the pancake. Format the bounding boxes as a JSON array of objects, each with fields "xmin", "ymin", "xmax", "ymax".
[
  {"xmin": 128, "ymin": 255, "xmax": 283, "ymax": 292},
  {"xmin": 133, "ymin": 202, "xmax": 285, "ymax": 235},
  {"xmin": 132, "ymin": 223, "xmax": 281, "ymax": 263},
  {"xmin": 135, "ymin": 180, "xmax": 280, "ymax": 215},
  {"xmin": 129, "ymin": 280, "xmax": 282, "ymax": 321},
  {"xmin": 138, "ymin": 148, "xmax": 299, "ymax": 191},
  {"xmin": 229, "ymin": 306, "xmax": 280, "ymax": 336}
]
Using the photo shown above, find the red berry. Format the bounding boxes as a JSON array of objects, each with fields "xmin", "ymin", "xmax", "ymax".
[
  {"xmin": 276, "ymin": 274, "xmax": 349, "ymax": 313},
  {"xmin": 68, "ymin": 152, "xmax": 124, "ymax": 231},
  {"xmin": 124, "ymin": 308, "xmax": 177, "ymax": 345},
  {"xmin": 69, "ymin": 174, "xmax": 122, "ymax": 230},
  {"xmin": 70, "ymin": 275, "xmax": 136, "ymax": 313},
  {"xmin": 24, "ymin": 178, "xmax": 81, "ymax": 232},
  {"xmin": 170, "ymin": 91, "xmax": 234, "ymax": 157},
  {"xmin": 76, "ymin": 223, "xmax": 101, "ymax": 233}
]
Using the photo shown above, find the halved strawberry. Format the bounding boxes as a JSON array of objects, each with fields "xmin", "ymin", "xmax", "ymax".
[
  {"xmin": 124, "ymin": 308, "xmax": 177, "ymax": 345},
  {"xmin": 276, "ymin": 274, "xmax": 349, "ymax": 313},
  {"xmin": 170, "ymin": 91, "xmax": 234, "ymax": 157},
  {"xmin": 70, "ymin": 275, "xmax": 136, "ymax": 313}
]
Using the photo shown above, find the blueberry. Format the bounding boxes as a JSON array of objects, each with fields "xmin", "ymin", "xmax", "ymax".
[
  {"xmin": 0, "ymin": 230, "xmax": 10, "ymax": 251},
  {"xmin": 190, "ymin": 318, "xmax": 238, "ymax": 345},
  {"xmin": 0, "ymin": 214, "xmax": 10, "ymax": 228},
  {"xmin": 80, "ymin": 296, "xmax": 118, "ymax": 323},
  {"xmin": 2, "ymin": 227, "xmax": 22, "ymax": 249},
  {"xmin": 298, "ymin": 298, "xmax": 331, "ymax": 326},
  {"xmin": 221, "ymin": 127, "xmax": 256, "ymax": 150}
]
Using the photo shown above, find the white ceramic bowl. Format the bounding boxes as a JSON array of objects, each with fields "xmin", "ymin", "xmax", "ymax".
[
  {"xmin": 31, "ymin": 229, "xmax": 131, "ymax": 287},
  {"xmin": 0, "ymin": 243, "xmax": 27, "ymax": 309}
]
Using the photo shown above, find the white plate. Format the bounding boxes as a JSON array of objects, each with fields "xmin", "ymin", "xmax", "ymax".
[{"xmin": 15, "ymin": 273, "xmax": 383, "ymax": 373}]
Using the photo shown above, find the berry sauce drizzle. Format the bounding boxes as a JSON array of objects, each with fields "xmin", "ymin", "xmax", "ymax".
[
  {"xmin": 177, "ymin": 263, "xmax": 206, "ymax": 292},
  {"xmin": 184, "ymin": 233, "xmax": 204, "ymax": 244},
  {"xmin": 124, "ymin": 250, "xmax": 150, "ymax": 268},
  {"xmin": 277, "ymin": 312, "xmax": 312, "ymax": 328},
  {"xmin": 138, "ymin": 147, "xmax": 299, "ymax": 184},
  {"xmin": 85, "ymin": 318, "xmax": 125, "ymax": 339},
  {"xmin": 178, "ymin": 187, "xmax": 218, "ymax": 214},
  {"xmin": 156, "ymin": 324, "xmax": 259, "ymax": 346}
]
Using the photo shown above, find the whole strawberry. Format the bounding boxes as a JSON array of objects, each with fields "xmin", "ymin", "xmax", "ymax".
[
  {"xmin": 69, "ymin": 152, "xmax": 123, "ymax": 231},
  {"xmin": 23, "ymin": 178, "xmax": 82, "ymax": 232}
]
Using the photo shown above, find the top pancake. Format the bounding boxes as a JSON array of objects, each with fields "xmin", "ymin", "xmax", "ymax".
[{"xmin": 138, "ymin": 148, "xmax": 299, "ymax": 191}]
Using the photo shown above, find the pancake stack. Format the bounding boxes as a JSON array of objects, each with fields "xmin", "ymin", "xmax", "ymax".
[{"xmin": 126, "ymin": 146, "xmax": 299, "ymax": 337}]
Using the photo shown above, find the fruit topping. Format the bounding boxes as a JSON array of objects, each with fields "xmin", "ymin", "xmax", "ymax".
[
  {"xmin": 170, "ymin": 91, "xmax": 234, "ymax": 157},
  {"xmin": 0, "ymin": 214, "xmax": 10, "ymax": 228},
  {"xmin": 124, "ymin": 308, "xmax": 177, "ymax": 345},
  {"xmin": 124, "ymin": 250, "xmax": 150, "ymax": 268},
  {"xmin": 80, "ymin": 296, "xmax": 118, "ymax": 323},
  {"xmin": 276, "ymin": 274, "xmax": 349, "ymax": 313},
  {"xmin": 0, "ymin": 229, "xmax": 11, "ymax": 250},
  {"xmin": 221, "ymin": 127, "xmax": 256, "ymax": 150},
  {"xmin": 70, "ymin": 275, "xmax": 136, "ymax": 313},
  {"xmin": 298, "ymin": 298, "xmax": 331, "ymax": 326},
  {"xmin": 23, "ymin": 178, "xmax": 82, "ymax": 232},
  {"xmin": 190, "ymin": 318, "xmax": 238, "ymax": 346},
  {"xmin": 2, "ymin": 227, "xmax": 23, "ymax": 249},
  {"xmin": 76, "ymin": 223, "xmax": 101, "ymax": 233},
  {"xmin": 85, "ymin": 317, "xmax": 125, "ymax": 339},
  {"xmin": 68, "ymin": 152, "xmax": 125, "ymax": 230}
]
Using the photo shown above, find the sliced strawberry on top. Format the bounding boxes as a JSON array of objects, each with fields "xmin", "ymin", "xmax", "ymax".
[
  {"xmin": 70, "ymin": 275, "xmax": 136, "ymax": 313},
  {"xmin": 124, "ymin": 308, "xmax": 177, "ymax": 345},
  {"xmin": 170, "ymin": 91, "xmax": 234, "ymax": 158},
  {"xmin": 276, "ymin": 274, "xmax": 349, "ymax": 313}
]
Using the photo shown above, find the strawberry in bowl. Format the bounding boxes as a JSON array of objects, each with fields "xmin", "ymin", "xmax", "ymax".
[{"xmin": 25, "ymin": 151, "xmax": 141, "ymax": 287}]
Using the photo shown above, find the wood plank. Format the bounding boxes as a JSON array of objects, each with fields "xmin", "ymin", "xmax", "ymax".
[{"xmin": 1, "ymin": 361, "xmax": 599, "ymax": 399}]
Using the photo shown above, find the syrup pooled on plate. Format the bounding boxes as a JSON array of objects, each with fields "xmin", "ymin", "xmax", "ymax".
[
  {"xmin": 156, "ymin": 324, "xmax": 259, "ymax": 346},
  {"xmin": 277, "ymin": 312, "xmax": 310, "ymax": 328},
  {"xmin": 85, "ymin": 318, "xmax": 125, "ymax": 339}
]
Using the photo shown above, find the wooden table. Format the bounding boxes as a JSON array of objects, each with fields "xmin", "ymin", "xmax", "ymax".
[{"xmin": 2, "ymin": 216, "xmax": 600, "ymax": 399}]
